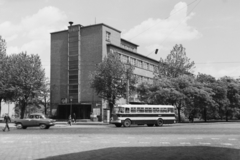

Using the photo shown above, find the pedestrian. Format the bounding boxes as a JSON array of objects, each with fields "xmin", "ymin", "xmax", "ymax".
[
  {"xmin": 73, "ymin": 113, "xmax": 76, "ymax": 123},
  {"xmin": 68, "ymin": 115, "xmax": 72, "ymax": 126},
  {"xmin": 2, "ymin": 113, "xmax": 11, "ymax": 132}
]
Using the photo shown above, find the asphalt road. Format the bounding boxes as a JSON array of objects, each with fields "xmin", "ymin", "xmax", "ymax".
[{"xmin": 0, "ymin": 122, "xmax": 240, "ymax": 160}]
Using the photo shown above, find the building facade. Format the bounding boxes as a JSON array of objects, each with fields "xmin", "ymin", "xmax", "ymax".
[{"xmin": 50, "ymin": 23, "xmax": 159, "ymax": 120}]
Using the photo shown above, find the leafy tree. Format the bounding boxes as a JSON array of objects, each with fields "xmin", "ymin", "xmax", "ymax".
[
  {"xmin": 157, "ymin": 44, "xmax": 195, "ymax": 78},
  {"xmin": 91, "ymin": 52, "xmax": 136, "ymax": 114},
  {"xmin": 0, "ymin": 36, "xmax": 12, "ymax": 115},
  {"xmin": 8, "ymin": 53, "xmax": 45, "ymax": 118},
  {"xmin": 220, "ymin": 77, "xmax": 240, "ymax": 121}
]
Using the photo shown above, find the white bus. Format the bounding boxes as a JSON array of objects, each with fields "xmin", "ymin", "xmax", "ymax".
[{"xmin": 110, "ymin": 104, "xmax": 175, "ymax": 127}]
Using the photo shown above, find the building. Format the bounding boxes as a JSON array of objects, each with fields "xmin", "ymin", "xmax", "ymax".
[
  {"xmin": 50, "ymin": 22, "xmax": 159, "ymax": 120},
  {"xmin": 0, "ymin": 101, "xmax": 15, "ymax": 118}
]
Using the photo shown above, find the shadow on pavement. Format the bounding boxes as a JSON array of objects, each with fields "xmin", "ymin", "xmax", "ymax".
[{"xmin": 38, "ymin": 146, "xmax": 240, "ymax": 160}]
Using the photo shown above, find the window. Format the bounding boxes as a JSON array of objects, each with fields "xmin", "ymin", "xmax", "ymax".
[
  {"xmin": 143, "ymin": 62, "xmax": 147, "ymax": 69},
  {"xmin": 125, "ymin": 108, "xmax": 130, "ymax": 113},
  {"xmin": 137, "ymin": 107, "xmax": 144, "ymax": 113},
  {"xmin": 149, "ymin": 64, "xmax": 154, "ymax": 71},
  {"xmin": 121, "ymin": 55, "xmax": 128, "ymax": 63},
  {"xmin": 130, "ymin": 57, "xmax": 135, "ymax": 66},
  {"xmin": 131, "ymin": 107, "xmax": 136, "ymax": 113},
  {"xmin": 153, "ymin": 108, "xmax": 159, "ymax": 113},
  {"xmin": 106, "ymin": 32, "xmax": 111, "ymax": 41}
]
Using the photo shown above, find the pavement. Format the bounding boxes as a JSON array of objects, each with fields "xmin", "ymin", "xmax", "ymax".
[{"xmin": 0, "ymin": 122, "xmax": 240, "ymax": 160}]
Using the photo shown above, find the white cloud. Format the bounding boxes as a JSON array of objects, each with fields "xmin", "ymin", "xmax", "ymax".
[
  {"xmin": 0, "ymin": 0, "xmax": 6, "ymax": 5},
  {"xmin": 123, "ymin": 2, "xmax": 201, "ymax": 54},
  {"xmin": 1, "ymin": 6, "xmax": 67, "ymax": 78},
  {"xmin": 195, "ymin": 63, "xmax": 240, "ymax": 79}
]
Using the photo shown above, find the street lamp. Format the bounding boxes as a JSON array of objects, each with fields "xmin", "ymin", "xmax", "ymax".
[
  {"xmin": 125, "ymin": 62, "xmax": 131, "ymax": 104},
  {"xmin": 69, "ymin": 96, "xmax": 73, "ymax": 117}
]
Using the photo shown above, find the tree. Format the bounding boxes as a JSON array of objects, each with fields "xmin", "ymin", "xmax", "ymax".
[
  {"xmin": 8, "ymin": 53, "xmax": 46, "ymax": 118},
  {"xmin": 220, "ymin": 77, "xmax": 240, "ymax": 121},
  {"xmin": 90, "ymin": 52, "xmax": 136, "ymax": 114},
  {"xmin": 157, "ymin": 44, "xmax": 195, "ymax": 78},
  {"xmin": 0, "ymin": 35, "xmax": 10, "ymax": 115}
]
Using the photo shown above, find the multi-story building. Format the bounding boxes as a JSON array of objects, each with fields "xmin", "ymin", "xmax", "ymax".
[{"xmin": 50, "ymin": 22, "xmax": 159, "ymax": 120}]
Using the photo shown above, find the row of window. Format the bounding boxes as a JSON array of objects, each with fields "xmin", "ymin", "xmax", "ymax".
[
  {"xmin": 121, "ymin": 43, "xmax": 136, "ymax": 52},
  {"xmin": 110, "ymin": 50, "xmax": 158, "ymax": 72},
  {"xmin": 123, "ymin": 107, "xmax": 174, "ymax": 113},
  {"xmin": 134, "ymin": 74, "xmax": 153, "ymax": 84}
]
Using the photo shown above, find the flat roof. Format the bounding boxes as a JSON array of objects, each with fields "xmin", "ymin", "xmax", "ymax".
[
  {"xmin": 51, "ymin": 23, "xmax": 121, "ymax": 34},
  {"xmin": 50, "ymin": 30, "xmax": 68, "ymax": 34},
  {"xmin": 107, "ymin": 43, "xmax": 159, "ymax": 63},
  {"xmin": 121, "ymin": 38, "xmax": 139, "ymax": 47},
  {"xmin": 82, "ymin": 23, "xmax": 121, "ymax": 33}
]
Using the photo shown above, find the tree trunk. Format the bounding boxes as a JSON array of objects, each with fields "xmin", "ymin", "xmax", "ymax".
[
  {"xmin": 226, "ymin": 110, "xmax": 228, "ymax": 122},
  {"xmin": 44, "ymin": 97, "xmax": 47, "ymax": 115},
  {"xmin": 20, "ymin": 100, "xmax": 26, "ymax": 119},
  {"xmin": 177, "ymin": 107, "xmax": 181, "ymax": 123},
  {"xmin": 0, "ymin": 98, "xmax": 2, "ymax": 116},
  {"xmin": 204, "ymin": 108, "xmax": 207, "ymax": 122}
]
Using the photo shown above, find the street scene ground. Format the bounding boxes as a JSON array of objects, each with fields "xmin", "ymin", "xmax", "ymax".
[{"xmin": 0, "ymin": 122, "xmax": 240, "ymax": 160}]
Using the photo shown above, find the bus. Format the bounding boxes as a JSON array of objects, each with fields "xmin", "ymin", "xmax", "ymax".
[{"xmin": 110, "ymin": 104, "xmax": 175, "ymax": 127}]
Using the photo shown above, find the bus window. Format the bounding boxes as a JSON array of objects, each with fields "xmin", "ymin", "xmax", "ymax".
[
  {"xmin": 153, "ymin": 108, "xmax": 157, "ymax": 113},
  {"xmin": 131, "ymin": 107, "xmax": 136, "ymax": 113},
  {"xmin": 137, "ymin": 107, "xmax": 144, "ymax": 113},
  {"xmin": 119, "ymin": 107, "xmax": 124, "ymax": 113},
  {"xmin": 160, "ymin": 108, "xmax": 167, "ymax": 113},
  {"xmin": 113, "ymin": 107, "xmax": 120, "ymax": 114},
  {"xmin": 125, "ymin": 108, "xmax": 130, "ymax": 113},
  {"xmin": 149, "ymin": 108, "xmax": 152, "ymax": 113},
  {"xmin": 168, "ymin": 108, "xmax": 174, "ymax": 113},
  {"xmin": 156, "ymin": 108, "xmax": 159, "ymax": 113},
  {"xmin": 145, "ymin": 108, "xmax": 149, "ymax": 113}
]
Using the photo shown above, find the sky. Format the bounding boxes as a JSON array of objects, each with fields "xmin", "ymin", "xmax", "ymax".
[{"xmin": 0, "ymin": 0, "xmax": 240, "ymax": 79}]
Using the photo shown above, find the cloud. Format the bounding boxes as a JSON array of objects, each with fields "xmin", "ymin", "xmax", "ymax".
[
  {"xmin": 123, "ymin": 2, "xmax": 201, "ymax": 53},
  {"xmin": 1, "ymin": 6, "xmax": 67, "ymax": 77},
  {"xmin": 0, "ymin": 0, "xmax": 6, "ymax": 5},
  {"xmin": 194, "ymin": 63, "xmax": 240, "ymax": 79}
]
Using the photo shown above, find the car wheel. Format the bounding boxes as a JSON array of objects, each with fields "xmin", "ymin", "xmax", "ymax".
[
  {"xmin": 123, "ymin": 119, "xmax": 131, "ymax": 127},
  {"xmin": 39, "ymin": 124, "xmax": 47, "ymax": 129},
  {"xmin": 16, "ymin": 123, "xmax": 23, "ymax": 129},
  {"xmin": 155, "ymin": 118, "xmax": 163, "ymax": 127}
]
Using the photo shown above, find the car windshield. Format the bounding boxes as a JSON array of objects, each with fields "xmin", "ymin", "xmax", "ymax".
[{"xmin": 41, "ymin": 115, "xmax": 46, "ymax": 119}]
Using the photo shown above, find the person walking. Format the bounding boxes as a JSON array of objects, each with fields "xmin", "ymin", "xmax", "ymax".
[
  {"xmin": 68, "ymin": 115, "xmax": 72, "ymax": 126},
  {"xmin": 2, "ymin": 113, "xmax": 11, "ymax": 132},
  {"xmin": 73, "ymin": 113, "xmax": 76, "ymax": 123}
]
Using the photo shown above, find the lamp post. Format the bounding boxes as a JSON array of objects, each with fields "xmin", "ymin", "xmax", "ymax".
[
  {"xmin": 125, "ymin": 62, "xmax": 131, "ymax": 104},
  {"xmin": 69, "ymin": 96, "xmax": 73, "ymax": 117}
]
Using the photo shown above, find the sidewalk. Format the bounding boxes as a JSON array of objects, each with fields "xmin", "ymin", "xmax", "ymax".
[{"xmin": 55, "ymin": 120, "xmax": 109, "ymax": 125}]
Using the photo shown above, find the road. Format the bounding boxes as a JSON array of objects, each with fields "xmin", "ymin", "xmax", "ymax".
[{"xmin": 0, "ymin": 122, "xmax": 240, "ymax": 160}]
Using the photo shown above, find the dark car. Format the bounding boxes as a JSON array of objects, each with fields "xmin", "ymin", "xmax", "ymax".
[{"xmin": 15, "ymin": 113, "xmax": 55, "ymax": 129}]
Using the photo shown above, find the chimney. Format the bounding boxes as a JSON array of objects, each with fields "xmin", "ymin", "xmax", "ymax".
[{"xmin": 69, "ymin": 21, "xmax": 73, "ymax": 26}]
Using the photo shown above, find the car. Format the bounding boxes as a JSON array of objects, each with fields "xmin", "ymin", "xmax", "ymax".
[{"xmin": 15, "ymin": 113, "xmax": 55, "ymax": 129}]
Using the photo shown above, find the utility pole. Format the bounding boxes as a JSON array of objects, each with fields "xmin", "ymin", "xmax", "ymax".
[
  {"xmin": 70, "ymin": 96, "xmax": 73, "ymax": 117},
  {"xmin": 126, "ymin": 63, "xmax": 130, "ymax": 104}
]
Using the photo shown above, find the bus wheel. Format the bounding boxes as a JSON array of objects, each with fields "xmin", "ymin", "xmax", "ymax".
[
  {"xmin": 115, "ymin": 124, "xmax": 122, "ymax": 127},
  {"xmin": 123, "ymin": 119, "xmax": 131, "ymax": 127},
  {"xmin": 155, "ymin": 118, "xmax": 163, "ymax": 127}
]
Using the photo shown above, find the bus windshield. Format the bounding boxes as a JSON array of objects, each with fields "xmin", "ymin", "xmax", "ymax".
[{"xmin": 112, "ymin": 107, "xmax": 124, "ymax": 114}]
